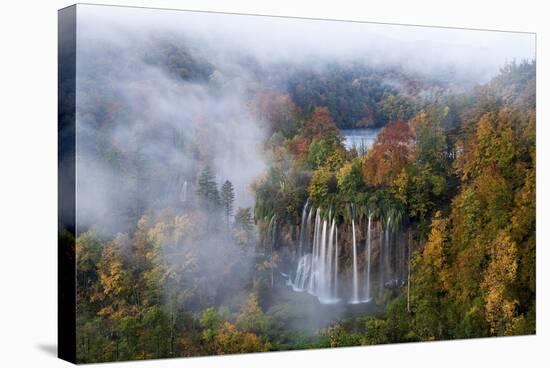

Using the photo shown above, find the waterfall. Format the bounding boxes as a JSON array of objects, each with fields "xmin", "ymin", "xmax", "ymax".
[
  {"xmin": 180, "ymin": 180, "xmax": 188, "ymax": 202},
  {"xmin": 290, "ymin": 201, "xmax": 409, "ymax": 301},
  {"xmin": 318, "ymin": 218, "xmax": 328, "ymax": 298},
  {"xmin": 326, "ymin": 219, "xmax": 335, "ymax": 299},
  {"xmin": 308, "ymin": 208, "xmax": 321, "ymax": 294},
  {"xmin": 307, "ymin": 206, "xmax": 313, "ymax": 244},
  {"xmin": 292, "ymin": 254, "xmax": 311, "ymax": 291},
  {"xmin": 350, "ymin": 218, "xmax": 359, "ymax": 303},
  {"xmin": 291, "ymin": 202, "xmax": 399, "ymax": 304},
  {"xmin": 365, "ymin": 214, "xmax": 372, "ymax": 302},
  {"xmin": 384, "ymin": 216, "xmax": 392, "ymax": 287},
  {"xmin": 401, "ymin": 231, "xmax": 406, "ymax": 285},
  {"xmin": 291, "ymin": 204, "xmax": 340, "ymax": 304},
  {"xmin": 334, "ymin": 226, "xmax": 338, "ymax": 298},
  {"xmin": 269, "ymin": 215, "xmax": 277, "ymax": 288},
  {"xmin": 317, "ymin": 217, "xmax": 338, "ymax": 303},
  {"xmin": 397, "ymin": 230, "xmax": 405, "ymax": 284},
  {"xmin": 298, "ymin": 200, "xmax": 309, "ymax": 258}
]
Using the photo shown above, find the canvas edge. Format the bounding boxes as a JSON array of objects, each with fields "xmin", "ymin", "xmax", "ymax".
[{"xmin": 58, "ymin": 4, "xmax": 77, "ymax": 364}]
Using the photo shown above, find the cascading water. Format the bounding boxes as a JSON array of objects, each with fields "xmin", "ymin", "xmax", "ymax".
[
  {"xmin": 350, "ymin": 217, "xmax": 360, "ymax": 304},
  {"xmin": 365, "ymin": 214, "xmax": 373, "ymax": 302},
  {"xmin": 298, "ymin": 200, "xmax": 309, "ymax": 258},
  {"xmin": 384, "ymin": 216, "xmax": 392, "ymax": 287},
  {"xmin": 291, "ymin": 206, "xmax": 339, "ymax": 304},
  {"xmin": 269, "ymin": 214, "xmax": 277, "ymax": 288},
  {"xmin": 382, "ymin": 214, "xmax": 405, "ymax": 288},
  {"xmin": 291, "ymin": 254, "xmax": 311, "ymax": 291},
  {"xmin": 307, "ymin": 208, "xmax": 321, "ymax": 294},
  {"xmin": 290, "ymin": 202, "xmax": 406, "ymax": 304},
  {"xmin": 334, "ymin": 226, "xmax": 338, "ymax": 298},
  {"xmin": 318, "ymin": 218, "xmax": 328, "ymax": 296},
  {"xmin": 180, "ymin": 180, "xmax": 188, "ymax": 202},
  {"xmin": 401, "ymin": 231, "xmax": 407, "ymax": 285},
  {"xmin": 326, "ymin": 219, "xmax": 335, "ymax": 298},
  {"xmin": 307, "ymin": 207, "xmax": 313, "ymax": 238}
]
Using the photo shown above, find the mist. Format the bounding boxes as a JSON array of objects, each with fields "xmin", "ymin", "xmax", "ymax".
[
  {"xmin": 74, "ymin": 4, "xmax": 534, "ymax": 229},
  {"xmin": 78, "ymin": 4, "xmax": 535, "ymax": 84},
  {"xmin": 73, "ymin": 4, "xmax": 535, "ymax": 332}
]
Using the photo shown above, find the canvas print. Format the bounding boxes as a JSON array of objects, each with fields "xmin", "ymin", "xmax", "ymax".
[{"xmin": 58, "ymin": 4, "xmax": 536, "ymax": 363}]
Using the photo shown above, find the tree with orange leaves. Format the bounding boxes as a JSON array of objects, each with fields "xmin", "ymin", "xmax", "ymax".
[
  {"xmin": 302, "ymin": 106, "xmax": 341, "ymax": 142},
  {"xmin": 362, "ymin": 120, "xmax": 413, "ymax": 187}
]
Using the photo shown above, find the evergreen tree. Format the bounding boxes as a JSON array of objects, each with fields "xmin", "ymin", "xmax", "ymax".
[
  {"xmin": 196, "ymin": 165, "xmax": 220, "ymax": 210},
  {"xmin": 234, "ymin": 207, "xmax": 253, "ymax": 232},
  {"xmin": 220, "ymin": 180, "xmax": 235, "ymax": 227},
  {"xmin": 234, "ymin": 207, "xmax": 255, "ymax": 248}
]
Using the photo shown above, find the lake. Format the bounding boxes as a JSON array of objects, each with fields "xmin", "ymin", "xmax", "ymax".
[{"xmin": 342, "ymin": 128, "xmax": 381, "ymax": 152}]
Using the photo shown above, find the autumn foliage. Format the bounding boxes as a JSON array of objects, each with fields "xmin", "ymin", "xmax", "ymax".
[{"xmin": 362, "ymin": 120, "xmax": 413, "ymax": 187}]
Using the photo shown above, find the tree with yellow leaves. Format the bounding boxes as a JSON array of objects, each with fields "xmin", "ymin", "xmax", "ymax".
[
  {"xmin": 481, "ymin": 231, "xmax": 519, "ymax": 335},
  {"xmin": 411, "ymin": 211, "xmax": 449, "ymax": 340}
]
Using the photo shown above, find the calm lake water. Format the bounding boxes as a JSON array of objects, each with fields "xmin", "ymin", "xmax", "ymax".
[{"xmin": 342, "ymin": 128, "xmax": 381, "ymax": 152}]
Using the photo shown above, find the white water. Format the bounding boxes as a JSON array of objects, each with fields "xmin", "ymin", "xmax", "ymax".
[
  {"xmin": 365, "ymin": 214, "xmax": 373, "ymax": 302},
  {"xmin": 291, "ymin": 254, "xmax": 311, "ymax": 291},
  {"xmin": 384, "ymin": 216, "xmax": 391, "ymax": 286},
  {"xmin": 318, "ymin": 218, "xmax": 328, "ymax": 296},
  {"xmin": 334, "ymin": 226, "xmax": 338, "ymax": 298},
  {"xmin": 291, "ymin": 202, "xmax": 406, "ymax": 304},
  {"xmin": 325, "ymin": 219, "xmax": 335, "ymax": 298},
  {"xmin": 292, "ymin": 207, "xmax": 339, "ymax": 304},
  {"xmin": 298, "ymin": 200, "xmax": 309, "ymax": 257},
  {"xmin": 307, "ymin": 208, "xmax": 321, "ymax": 293},
  {"xmin": 350, "ymin": 218, "xmax": 360, "ymax": 304},
  {"xmin": 180, "ymin": 180, "xmax": 188, "ymax": 202}
]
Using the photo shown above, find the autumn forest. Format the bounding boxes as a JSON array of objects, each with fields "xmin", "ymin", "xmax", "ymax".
[{"xmin": 64, "ymin": 6, "xmax": 536, "ymax": 363}]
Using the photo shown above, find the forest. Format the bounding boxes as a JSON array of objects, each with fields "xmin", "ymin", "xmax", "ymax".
[{"xmin": 69, "ymin": 9, "xmax": 536, "ymax": 363}]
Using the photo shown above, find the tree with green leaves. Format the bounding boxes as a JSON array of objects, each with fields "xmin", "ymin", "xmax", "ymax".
[
  {"xmin": 220, "ymin": 180, "xmax": 235, "ymax": 228},
  {"xmin": 196, "ymin": 165, "xmax": 220, "ymax": 210},
  {"xmin": 410, "ymin": 211, "xmax": 450, "ymax": 340},
  {"xmin": 234, "ymin": 207, "xmax": 255, "ymax": 248}
]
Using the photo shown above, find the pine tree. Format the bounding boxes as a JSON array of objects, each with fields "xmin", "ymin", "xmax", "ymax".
[
  {"xmin": 234, "ymin": 207, "xmax": 253, "ymax": 232},
  {"xmin": 196, "ymin": 165, "xmax": 220, "ymax": 210},
  {"xmin": 220, "ymin": 180, "xmax": 235, "ymax": 227},
  {"xmin": 234, "ymin": 207, "xmax": 254, "ymax": 248}
]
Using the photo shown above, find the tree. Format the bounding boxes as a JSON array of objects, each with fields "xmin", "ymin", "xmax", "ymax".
[
  {"xmin": 199, "ymin": 307, "xmax": 222, "ymax": 349},
  {"xmin": 236, "ymin": 294, "xmax": 271, "ymax": 335},
  {"xmin": 307, "ymin": 166, "xmax": 334, "ymax": 205},
  {"xmin": 409, "ymin": 107, "xmax": 449, "ymax": 169},
  {"xmin": 363, "ymin": 120, "xmax": 413, "ymax": 187},
  {"xmin": 249, "ymin": 91, "xmax": 301, "ymax": 137},
  {"xmin": 141, "ymin": 306, "xmax": 171, "ymax": 359},
  {"xmin": 306, "ymin": 138, "xmax": 345, "ymax": 171},
  {"xmin": 336, "ymin": 158, "xmax": 365, "ymax": 202},
  {"xmin": 302, "ymin": 106, "xmax": 341, "ymax": 142},
  {"xmin": 220, "ymin": 180, "xmax": 235, "ymax": 228},
  {"xmin": 377, "ymin": 91, "xmax": 415, "ymax": 124},
  {"xmin": 481, "ymin": 231, "xmax": 519, "ymax": 335},
  {"xmin": 411, "ymin": 211, "xmax": 449, "ymax": 340},
  {"xmin": 401, "ymin": 107, "xmax": 450, "ymax": 226},
  {"xmin": 97, "ymin": 233, "xmax": 134, "ymax": 320},
  {"xmin": 213, "ymin": 322, "xmax": 270, "ymax": 354},
  {"xmin": 511, "ymin": 164, "xmax": 535, "ymax": 330},
  {"xmin": 76, "ymin": 230, "xmax": 103, "ymax": 303},
  {"xmin": 325, "ymin": 324, "xmax": 362, "ymax": 347},
  {"xmin": 234, "ymin": 207, "xmax": 255, "ymax": 248},
  {"xmin": 196, "ymin": 165, "xmax": 220, "ymax": 210}
]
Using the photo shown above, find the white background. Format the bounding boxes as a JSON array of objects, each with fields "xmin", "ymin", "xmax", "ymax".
[{"xmin": 0, "ymin": 0, "xmax": 547, "ymax": 366}]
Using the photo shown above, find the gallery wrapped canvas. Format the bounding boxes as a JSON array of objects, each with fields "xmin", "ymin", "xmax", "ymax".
[{"xmin": 58, "ymin": 4, "xmax": 536, "ymax": 364}]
